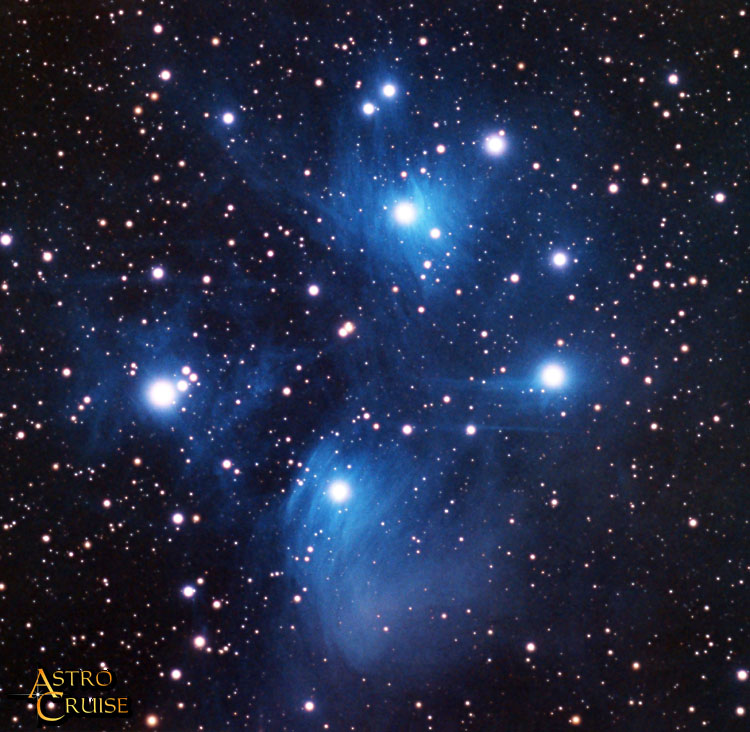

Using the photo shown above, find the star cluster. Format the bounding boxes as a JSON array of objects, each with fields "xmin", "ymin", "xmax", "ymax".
[{"xmin": 0, "ymin": 3, "xmax": 746, "ymax": 731}]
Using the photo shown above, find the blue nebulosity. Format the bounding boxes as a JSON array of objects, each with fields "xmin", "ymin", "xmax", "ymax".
[
  {"xmin": 3, "ymin": 2, "xmax": 745, "ymax": 730},
  {"xmin": 281, "ymin": 435, "xmax": 527, "ymax": 678}
]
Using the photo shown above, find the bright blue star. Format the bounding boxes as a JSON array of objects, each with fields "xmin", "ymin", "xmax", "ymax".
[
  {"xmin": 328, "ymin": 480, "xmax": 351, "ymax": 503},
  {"xmin": 540, "ymin": 364, "xmax": 565, "ymax": 388},
  {"xmin": 222, "ymin": 112, "xmax": 235, "ymax": 124},
  {"xmin": 148, "ymin": 379, "xmax": 177, "ymax": 407},
  {"xmin": 485, "ymin": 134, "xmax": 507, "ymax": 155},
  {"xmin": 393, "ymin": 202, "xmax": 417, "ymax": 225}
]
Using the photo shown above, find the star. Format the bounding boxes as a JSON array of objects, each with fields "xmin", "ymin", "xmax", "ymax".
[
  {"xmin": 552, "ymin": 252, "xmax": 568, "ymax": 267},
  {"xmin": 540, "ymin": 364, "xmax": 565, "ymax": 388},
  {"xmin": 222, "ymin": 112, "xmax": 235, "ymax": 124},
  {"xmin": 382, "ymin": 83, "xmax": 396, "ymax": 97},
  {"xmin": 148, "ymin": 380, "xmax": 176, "ymax": 407},
  {"xmin": 394, "ymin": 202, "xmax": 417, "ymax": 225},
  {"xmin": 485, "ymin": 134, "xmax": 506, "ymax": 155},
  {"xmin": 152, "ymin": 266, "xmax": 165, "ymax": 280},
  {"xmin": 362, "ymin": 102, "xmax": 376, "ymax": 115},
  {"xmin": 328, "ymin": 480, "xmax": 351, "ymax": 502}
]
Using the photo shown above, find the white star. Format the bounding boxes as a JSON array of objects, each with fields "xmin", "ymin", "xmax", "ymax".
[
  {"xmin": 485, "ymin": 135, "xmax": 506, "ymax": 155},
  {"xmin": 541, "ymin": 364, "xmax": 565, "ymax": 388},
  {"xmin": 148, "ymin": 380, "xmax": 176, "ymax": 407},
  {"xmin": 328, "ymin": 480, "xmax": 351, "ymax": 503},
  {"xmin": 394, "ymin": 202, "xmax": 417, "ymax": 225}
]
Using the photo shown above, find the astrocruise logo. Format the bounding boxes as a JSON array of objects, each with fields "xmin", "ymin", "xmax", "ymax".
[{"xmin": 6, "ymin": 667, "xmax": 131, "ymax": 726}]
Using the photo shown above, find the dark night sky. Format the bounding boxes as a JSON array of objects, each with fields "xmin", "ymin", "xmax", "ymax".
[{"xmin": 0, "ymin": 1, "xmax": 748, "ymax": 730}]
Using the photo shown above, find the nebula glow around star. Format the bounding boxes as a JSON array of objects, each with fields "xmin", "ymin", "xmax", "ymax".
[
  {"xmin": 281, "ymin": 439, "xmax": 523, "ymax": 677},
  {"xmin": 552, "ymin": 252, "xmax": 568, "ymax": 267}
]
